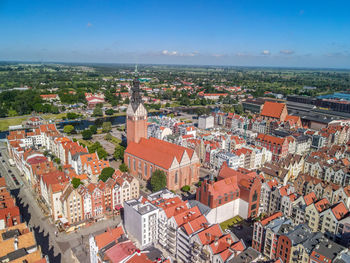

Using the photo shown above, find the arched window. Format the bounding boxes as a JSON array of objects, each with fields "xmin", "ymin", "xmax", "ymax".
[{"xmin": 175, "ymin": 172, "xmax": 178, "ymax": 184}]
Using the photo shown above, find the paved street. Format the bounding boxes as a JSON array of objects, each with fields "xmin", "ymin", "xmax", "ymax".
[{"xmin": 0, "ymin": 145, "xmax": 121, "ymax": 263}]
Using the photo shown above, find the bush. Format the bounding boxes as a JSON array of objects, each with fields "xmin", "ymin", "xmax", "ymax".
[
  {"xmin": 181, "ymin": 185, "xmax": 191, "ymax": 192},
  {"xmin": 99, "ymin": 167, "xmax": 115, "ymax": 182},
  {"xmin": 102, "ymin": 122, "xmax": 112, "ymax": 133},
  {"xmin": 105, "ymin": 109, "xmax": 115, "ymax": 115},
  {"xmin": 119, "ymin": 163, "xmax": 129, "ymax": 172},
  {"xmin": 114, "ymin": 145, "xmax": 125, "ymax": 161}
]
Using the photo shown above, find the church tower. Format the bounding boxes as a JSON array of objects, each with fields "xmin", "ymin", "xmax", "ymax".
[{"xmin": 126, "ymin": 78, "xmax": 147, "ymax": 145}]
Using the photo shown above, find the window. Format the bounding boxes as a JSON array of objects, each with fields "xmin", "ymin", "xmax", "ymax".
[
  {"xmin": 133, "ymin": 159, "xmax": 136, "ymax": 170},
  {"xmin": 252, "ymin": 191, "xmax": 258, "ymax": 202},
  {"xmin": 175, "ymin": 172, "xmax": 178, "ymax": 184},
  {"xmin": 144, "ymin": 164, "xmax": 147, "ymax": 177},
  {"xmin": 128, "ymin": 157, "xmax": 130, "ymax": 168}
]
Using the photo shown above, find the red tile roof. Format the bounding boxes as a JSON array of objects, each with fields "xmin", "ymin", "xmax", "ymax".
[
  {"xmin": 197, "ymin": 224, "xmax": 223, "ymax": 245},
  {"xmin": 331, "ymin": 202, "xmax": 348, "ymax": 220},
  {"xmin": 260, "ymin": 101, "xmax": 286, "ymax": 119},
  {"xmin": 314, "ymin": 198, "xmax": 330, "ymax": 212},
  {"xmin": 95, "ymin": 226, "xmax": 125, "ymax": 249},
  {"xmin": 304, "ymin": 192, "xmax": 317, "ymax": 206},
  {"xmin": 125, "ymin": 137, "xmax": 195, "ymax": 170},
  {"xmin": 260, "ymin": 211, "xmax": 283, "ymax": 226}
]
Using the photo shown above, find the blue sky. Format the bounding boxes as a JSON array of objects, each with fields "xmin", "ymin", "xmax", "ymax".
[{"xmin": 1, "ymin": 0, "xmax": 350, "ymax": 68}]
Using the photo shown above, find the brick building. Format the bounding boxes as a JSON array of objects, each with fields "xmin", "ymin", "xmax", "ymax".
[
  {"xmin": 126, "ymin": 78, "xmax": 147, "ymax": 145},
  {"xmin": 256, "ymin": 134, "xmax": 289, "ymax": 161},
  {"xmin": 196, "ymin": 164, "xmax": 261, "ymax": 223},
  {"xmin": 125, "ymin": 137, "xmax": 200, "ymax": 190}
]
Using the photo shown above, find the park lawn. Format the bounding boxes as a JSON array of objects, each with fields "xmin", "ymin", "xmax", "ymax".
[
  {"xmin": 107, "ymin": 135, "xmax": 122, "ymax": 147},
  {"xmin": 219, "ymin": 216, "xmax": 243, "ymax": 230},
  {"xmin": 0, "ymin": 116, "xmax": 28, "ymax": 131},
  {"xmin": 77, "ymin": 138, "xmax": 94, "ymax": 148},
  {"xmin": 42, "ymin": 113, "xmax": 67, "ymax": 120}
]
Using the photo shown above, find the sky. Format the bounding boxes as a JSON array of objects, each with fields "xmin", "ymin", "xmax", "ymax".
[{"xmin": 1, "ymin": 0, "xmax": 350, "ymax": 68}]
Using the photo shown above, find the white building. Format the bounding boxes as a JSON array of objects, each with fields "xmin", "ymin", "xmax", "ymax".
[
  {"xmin": 124, "ymin": 197, "xmax": 159, "ymax": 249},
  {"xmin": 198, "ymin": 115, "xmax": 214, "ymax": 130}
]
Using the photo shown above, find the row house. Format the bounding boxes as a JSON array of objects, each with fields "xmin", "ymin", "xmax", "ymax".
[
  {"xmin": 259, "ymin": 180, "xmax": 296, "ymax": 216},
  {"xmin": 294, "ymin": 174, "xmax": 350, "ymax": 208},
  {"xmin": 39, "ymin": 170, "xmax": 70, "ymax": 221},
  {"xmin": 256, "ymin": 134, "xmax": 289, "ymax": 161},
  {"xmin": 254, "ymin": 213, "xmax": 348, "ymax": 263}
]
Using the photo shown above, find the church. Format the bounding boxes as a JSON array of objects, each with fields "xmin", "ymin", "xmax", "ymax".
[{"xmin": 124, "ymin": 78, "xmax": 200, "ymax": 191}]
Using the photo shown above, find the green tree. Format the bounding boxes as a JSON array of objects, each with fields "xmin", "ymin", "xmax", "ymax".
[
  {"xmin": 105, "ymin": 133, "xmax": 113, "ymax": 141},
  {"xmin": 102, "ymin": 121, "xmax": 112, "ymax": 133},
  {"xmin": 93, "ymin": 106, "xmax": 103, "ymax": 117},
  {"xmin": 67, "ymin": 112, "xmax": 80, "ymax": 119},
  {"xmin": 82, "ymin": 129, "xmax": 93, "ymax": 140},
  {"xmin": 8, "ymin": 109, "xmax": 18, "ymax": 117},
  {"xmin": 105, "ymin": 108, "xmax": 115, "ymax": 115},
  {"xmin": 63, "ymin": 125, "xmax": 75, "ymax": 134},
  {"xmin": 181, "ymin": 185, "xmax": 191, "ymax": 192},
  {"xmin": 150, "ymin": 170, "xmax": 167, "ymax": 192},
  {"xmin": 99, "ymin": 167, "xmax": 115, "ymax": 182},
  {"xmin": 54, "ymin": 157, "xmax": 61, "ymax": 165},
  {"xmin": 71, "ymin": 177, "xmax": 83, "ymax": 188},
  {"xmin": 114, "ymin": 145, "xmax": 125, "ymax": 161},
  {"xmin": 119, "ymin": 163, "xmax": 129, "ymax": 172},
  {"xmin": 89, "ymin": 125, "xmax": 97, "ymax": 134},
  {"xmin": 97, "ymin": 147, "xmax": 108, "ymax": 160}
]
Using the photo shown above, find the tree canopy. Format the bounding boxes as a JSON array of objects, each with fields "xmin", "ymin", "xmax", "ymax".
[
  {"xmin": 119, "ymin": 163, "xmax": 129, "ymax": 172},
  {"xmin": 71, "ymin": 177, "xmax": 83, "ymax": 188},
  {"xmin": 63, "ymin": 125, "xmax": 75, "ymax": 134},
  {"xmin": 99, "ymin": 167, "xmax": 115, "ymax": 182},
  {"xmin": 82, "ymin": 129, "xmax": 93, "ymax": 140},
  {"xmin": 150, "ymin": 170, "xmax": 167, "ymax": 192}
]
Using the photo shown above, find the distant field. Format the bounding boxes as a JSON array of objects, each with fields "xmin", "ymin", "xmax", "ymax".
[{"xmin": 0, "ymin": 116, "xmax": 28, "ymax": 131}]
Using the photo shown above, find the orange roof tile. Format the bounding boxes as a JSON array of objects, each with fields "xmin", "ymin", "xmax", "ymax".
[
  {"xmin": 260, "ymin": 101, "xmax": 286, "ymax": 119},
  {"xmin": 125, "ymin": 137, "xmax": 195, "ymax": 170},
  {"xmin": 260, "ymin": 211, "xmax": 283, "ymax": 226},
  {"xmin": 95, "ymin": 226, "xmax": 124, "ymax": 249}
]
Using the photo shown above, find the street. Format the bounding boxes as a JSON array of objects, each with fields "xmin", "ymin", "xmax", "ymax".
[{"xmin": 0, "ymin": 145, "xmax": 121, "ymax": 263}]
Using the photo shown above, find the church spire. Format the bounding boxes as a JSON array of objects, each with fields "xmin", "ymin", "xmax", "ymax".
[{"xmin": 130, "ymin": 77, "xmax": 143, "ymax": 112}]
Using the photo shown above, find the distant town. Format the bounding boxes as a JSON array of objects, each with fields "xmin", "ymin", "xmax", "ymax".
[{"xmin": 1, "ymin": 63, "xmax": 350, "ymax": 263}]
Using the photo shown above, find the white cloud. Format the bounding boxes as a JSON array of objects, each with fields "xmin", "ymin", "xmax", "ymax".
[
  {"xmin": 161, "ymin": 50, "xmax": 199, "ymax": 57},
  {"xmin": 261, "ymin": 50, "xmax": 271, "ymax": 55},
  {"xmin": 280, "ymin": 49, "xmax": 294, "ymax": 55}
]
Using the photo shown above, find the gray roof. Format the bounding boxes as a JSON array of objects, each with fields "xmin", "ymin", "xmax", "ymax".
[
  {"xmin": 313, "ymin": 239, "xmax": 346, "ymax": 261},
  {"xmin": 188, "ymin": 200, "xmax": 211, "ymax": 216},
  {"xmin": 227, "ymin": 247, "xmax": 261, "ymax": 263}
]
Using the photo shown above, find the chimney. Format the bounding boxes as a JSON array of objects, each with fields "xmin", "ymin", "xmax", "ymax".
[
  {"xmin": 226, "ymin": 237, "xmax": 232, "ymax": 245},
  {"xmin": 14, "ymin": 236, "xmax": 18, "ymax": 250},
  {"xmin": 214, "ymin": 236, "xmax": 219, "ymax": 247}
]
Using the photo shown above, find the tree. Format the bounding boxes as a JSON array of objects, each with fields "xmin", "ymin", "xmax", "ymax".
[
  {"xmin": 105, "ymin": 133, "xmax": 113, "ymax": 141},
  {"xmin": 54, "ymin": 157, "xmax": 61, "ymax": 165},
  {"xmin": 82, "ymin": 129, "xmax": 93, "ymax": 140},
  {"xmin": 71, "ymin": 177, "xmax": 83, "ymax": 188},
  {"xmin": 150, "ymin": 170, "xmax": 167, "ymax": 192},
  {"xmin": 181, "ymin": 185, "xmax": 191, "ymax": 192},
  {"xmin": 63, "ymin": 125, "xmax": 75, "ymax": 134},
  {"xmin": 67, "ymin": 112, "xmax": 79, "ymax": 119},
  {"xmin": 105, "ymin": 108, "xmax": 115, "ymax": 115},
  {"xmin": 102, "ymin": 122, "xmax": 112, "ymax": 133},
  {"xmin": 99, "ymin": 167, "xmax": 115, "ymax": 182},
  {"xmin": 119, "ymin": 163, "xmax": 129, "ymax": 172},
  {"xmin": 114, "ymin": 145, "xmax": 125, "ymax": 160},
  {"xmin": 89, "ymin": 125, "xmax": 97, "ymax": 134},
  {"xmin": 93, "ymin": 106, "xmax": 103, "ymax": 117},
  {"xmin": 97, "ymin": 147, "xmax": 108, "ymax": 160}
]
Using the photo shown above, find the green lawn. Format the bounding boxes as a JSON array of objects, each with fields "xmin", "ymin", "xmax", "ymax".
[
  {"xmin": 219, "ymin": 216, "xmax": 243, "ymax": 230},
  {"xmin": 0, "ymin": 117, "xmax": 28, "ymax": 131},
  {"xmin": 77, "ymin": 138, "xmax": 94, "ymax": 148},
  {"xmin": 41, "ymin": 113, "xmax": 67, "ymax": 120}
]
